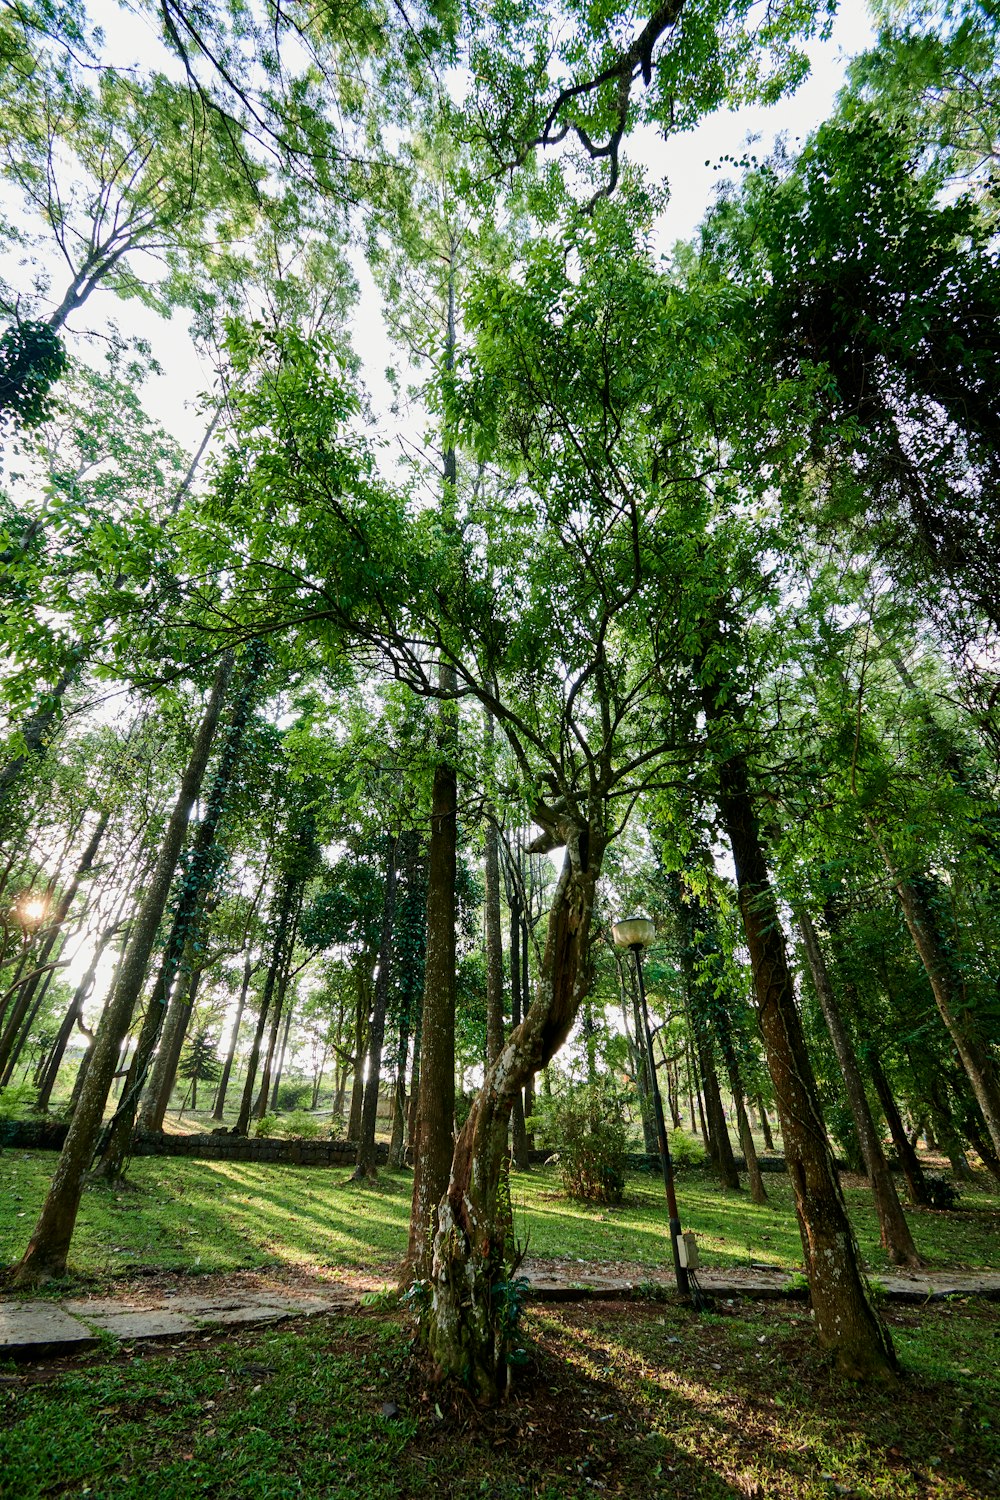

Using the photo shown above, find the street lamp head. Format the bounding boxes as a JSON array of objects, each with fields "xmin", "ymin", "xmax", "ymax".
[{"xmin": 612, "ymin": 916, "xmax": 656, "ymax": 950}]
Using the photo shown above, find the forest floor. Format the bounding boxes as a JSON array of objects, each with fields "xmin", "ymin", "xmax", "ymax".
[
  {"xmin": 2, "ymin": 1155, "xmax": 999, "ymax": 1497},
  {"xmin": 1, "ymin": 1294, "xmax": 999, "ymax": 1498}
]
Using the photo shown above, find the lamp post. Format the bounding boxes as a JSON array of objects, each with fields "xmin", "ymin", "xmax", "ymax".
[{"xmin": 612, "ymin": 916, "xmax": 690, "ymax": 1299}]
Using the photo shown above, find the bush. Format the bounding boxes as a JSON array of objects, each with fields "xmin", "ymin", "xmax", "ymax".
[
  {"xmin": 276, "ymin": 1080, "xmax": 313, "ymax": 1111},
  {"xmin": 282, "ymin": 1110, "xmax": 323, "ymax": 1139},
  {"xmin": 923, "ymin": 1172, "xmax": 962, "ymax": 1210},
  {"xmin": 549, "ymin": 1085, "xmax": 629, "ymax": 1205},
  {"xmin": 668, "ymin": 1129, "xmax": 707, "ymax": 1170},
  {"xmin": 254, "ymin": 1112, "xmax": 279, "ymax": 1138}
]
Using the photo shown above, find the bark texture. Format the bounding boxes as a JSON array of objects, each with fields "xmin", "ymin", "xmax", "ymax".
[
  {"xmin": 718, "ymin": 757, "xmax": 898, "ymax": 1381},
  {"xmin": 423, "ymin": 823, "xmax": 603, "ymax": 1399}
]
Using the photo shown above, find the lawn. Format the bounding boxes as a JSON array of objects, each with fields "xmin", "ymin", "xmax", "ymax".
[
  {"xmin": 2, "ymin": 1152, "xmax": 999, "ymax": 1285},
  {"xmin": 2, "ymin": 1297, "xmax": 998, "ymax": 1497}
]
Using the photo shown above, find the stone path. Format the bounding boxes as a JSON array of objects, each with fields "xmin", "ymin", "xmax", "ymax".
[{"xmin": 3, "ymin": 1262, "xmax": 999, "ymax": 1361}]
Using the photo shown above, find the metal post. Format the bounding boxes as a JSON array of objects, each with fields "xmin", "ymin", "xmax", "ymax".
[{"xmin": 633, "ymin": 941, "xmax": 690, "ymax": 1299}]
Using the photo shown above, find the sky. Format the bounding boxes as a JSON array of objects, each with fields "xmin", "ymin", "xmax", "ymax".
[
  {"xmin": 12, "ymin": 0, "xmax": 877, "ymax": 1012},
  {"xmin": 63, "ymin": 0, "xmax": 878, "ymax": 460}
]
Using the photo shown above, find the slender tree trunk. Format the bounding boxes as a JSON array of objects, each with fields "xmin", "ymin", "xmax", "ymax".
[
  {"xmin": 269, "ymin": 999, "xmax": 296, "ymax": 1110},
  {"xmin": 0, "ymin": 811, "xmax": 108, "ymax": 1080},
  {"xmin": 876, "ymin": 843, "xmax": 1000, "ymax": 1159},
  {"xmin": 12, "ymin": 657, "xmax": 234, "ymax": 1283},
  {"xmin": 756, "ymin": 1096, "xmax": 776, "ymax": 1152},
  {"xmin": 717, "ymin": 755, "xmax": 898, "ymax": 1381},
  {"xmin": 146, "ymin": 962, "xmax": 205, "ymax": 1129},
  {"xmin": 213, "ymin": 958, "xmax": 254, "ymax": 1121},
  {"xmin": 233, "ymin": 879, "xmax": 296, "ymax": 1137},
  {"xmin": 34, "ymin": 927, "xmax": 116, "ymax": 1112},
  {"xmin": 716, "ymin": 1025, "xmax": 767, "ymax": 1204},
  {"xmin": 867, "ymin": 1055, "xmax": 931, "ymax": 1207},
  {"xmin": 799, "ymin": 911, "xmax": 922, "ymax": 1267},
  {"xmin": 354, "ymin": 835, "xmax": 398, "ymax": 1179}
]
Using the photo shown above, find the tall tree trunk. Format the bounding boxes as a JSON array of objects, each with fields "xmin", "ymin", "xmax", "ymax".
[
  {"xmin": 405, "ymin": 752, "xmax": 457, "ymax": 1278},
  {"xmin": 716, "ymin": 1024, "xmax": 767, "ymax": 1204},
  {"xmin": 757, "ymin": 1097, "xmax": 776, "ymax": 1151},
  {"xmin": 798, "ymin": 911, "xmax": 922, "ymax": 1267},
  {"xmin": 269, "ymin": 998, "xmax": 296, "ymax": 1110},
  {"xmin": 213, "ymin": 958, "xmax": 254, "ymax": 1121},
  {"xmin": 354, "ymin": 835, "xmax": 398, "ymax": 1179},
  {"xmin": 422, "ymin": 822, "xmax": 604, "ymax": 1398},
  {"xmin": 233, "ymin": 877, "xmax": 297, "ymax": 1137},
  {"xmin": 102, "ymin": 645, "xmax": 261, "ymax": 1158},
  {"xmin": 876, "ymin": 844, "xmax": 1000, "ymax": 1159},
  {"xmin": 144, "ymin": 961, "xmax": 205, "ymax": 1130},
  {"xmin": 34, "ymin": 925, "xmax": 117, "ymax": 1112},
  {"xmin": 867, "ymin": 1053, "xmax": 931, "ymax": 1207},
  {"xmin": 717, "ymin": 755, "xmax": 897, "ymax": 1381},
  {"xmin": 12, "ymin": 656, "xmax": 234, "ymax": 1284}
]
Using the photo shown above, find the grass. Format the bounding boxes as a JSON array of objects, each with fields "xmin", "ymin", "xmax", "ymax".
[
  {"xmin": 2, "ymin": 1153, "xmax": 999, "ymax": 1497},
  {"xmin": 2, "ymin": 1152, "xmax": 999, "ymax": 1286},
  {"xmin": 2, "ymin": 1298, "xmax": 998, "ymax": 1497}
]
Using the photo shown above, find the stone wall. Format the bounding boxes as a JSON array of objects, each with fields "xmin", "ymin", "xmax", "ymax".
[{"xmin": 0, "ymin": 1117, "xmax": 385, "ymax": 1167}]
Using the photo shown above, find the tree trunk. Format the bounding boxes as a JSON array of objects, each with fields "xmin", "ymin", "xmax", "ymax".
[
  {"xmin": 0, "ymin": 811, "xmax": 108, "ymax": 1081},
  {"xmin": 878, "ymin": 847, "xmax": 1000, "ymax": 1159},
  {"xmin": 717, "ymin": 755, "xmax": 898, "ymax": 1381},
  {"xmin": 798, "ymin": 911, "xmax": 922, "ymax": 1267},
  {"xmin": 716, "ymin": 1025, "xmax": 767, "ymax": 1204},
  {"xmin": 12, "ymin": 656, "xmax": 234, "ymax": 1284},
  {"xmin": 422, "ymin": 823, "xmax": 603, "ymax": 1399},
  {"xmin": 213, "ymin": 958, "xmax": 254, "ymax": 1121},
  {"xmin": 233, "ymin": 878, "xmax": 297, "ymax": 1137},
  {"xmin": 354, "ymin": 835, "xmax": 398, "ymax": 1179},
  {"xmin": 34, "ymin": 926, "xmax": 116, "ymax": 1112},
  {"xmin": 756, "ymin": 1095, "xmax": 775, "ymax": 1151},
  {"xmin": 867, "ymin": 1054, "xmax": 931, "ymax": 1207},
  {"xmin": 405, "ymin": 752, "xmax": 457, "ymax": 1278},
  {"xmin": 269, "ymin": 998, "xmax": 296, "ymax": 1110}
]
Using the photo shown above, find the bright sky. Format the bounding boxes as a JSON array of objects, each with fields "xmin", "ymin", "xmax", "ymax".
[
  {"xmin": 19, "ymin": 0, "xmax": 876, "ymax": 1016},
  {"xmin": 76, "ymin": 0, "xmax": 877, "ymax": 458}
]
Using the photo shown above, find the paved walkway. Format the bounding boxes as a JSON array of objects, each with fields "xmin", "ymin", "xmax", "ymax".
[{"xmin": 3, "ymin": 1262, "xmax": 999, "ymax": 1361}]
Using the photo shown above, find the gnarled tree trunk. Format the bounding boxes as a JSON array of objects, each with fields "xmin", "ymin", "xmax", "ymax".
[{"xmin": 422, "ymin": 821, "xmax": 604, "ymax": 1400}]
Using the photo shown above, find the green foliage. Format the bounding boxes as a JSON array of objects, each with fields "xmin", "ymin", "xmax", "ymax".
[
  {"xmin": 547, "ymin": 1084, "xmax": 630, "ymax": 1205},
  {"xmin": 281, "ymin": 1110, "xmax": 323, "ymax": 1140},
  {"xmin": 253, "ymin": 1112, "xmax": 279, "ymax": 1139},
  {"xmin": 0, "ymin": 319, "xmax": 66, "ymax": 427},
  {"xmin": 0, "ymin": 1079, "xmax": 36, "ymax": 1121},
  {"xmin": 276, "ymin": 1080, "xmax": 313, "ymax": 1111},
  {"xmin": 667, "ymin": 1129, "xmax": 708, "ymax": 1170}
]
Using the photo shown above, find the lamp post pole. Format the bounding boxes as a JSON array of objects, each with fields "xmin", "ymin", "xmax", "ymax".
[{"xmin": 614, "ymin": 917, "xmax": 689, "ymax": 1299}]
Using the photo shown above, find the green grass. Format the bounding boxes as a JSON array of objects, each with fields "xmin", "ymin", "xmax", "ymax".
[
  {"xmin": 2, "ymin": 1299, "xmax": 998, "ymax": 1497},
  {"xmin": 2, "ymin": 1153, "xmax": 999, "ymax": 1285}
]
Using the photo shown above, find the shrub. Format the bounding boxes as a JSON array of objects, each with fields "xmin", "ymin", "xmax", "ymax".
[
  {"xmin": 549, "ymin": 1084, "xmax": 629, "ymax": 1205},
  {"xmin": 276, "ymin": 1080, "xmax": 313, "ymax": 1111},
  {"xmin": 282, "ymin": 1109, "xmax": 322, "ymax": 1139},
  {"xmin": 254, "ymin": 1112, "xmax": 279, "ymax": 1138},
  {"xmin": 668, "ymin": 1129, "xmax": 707, "ymax": 1170},
  {"xmin": 923, "ymin": 1172, "xmax": 962, "ymax": 1210}
]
